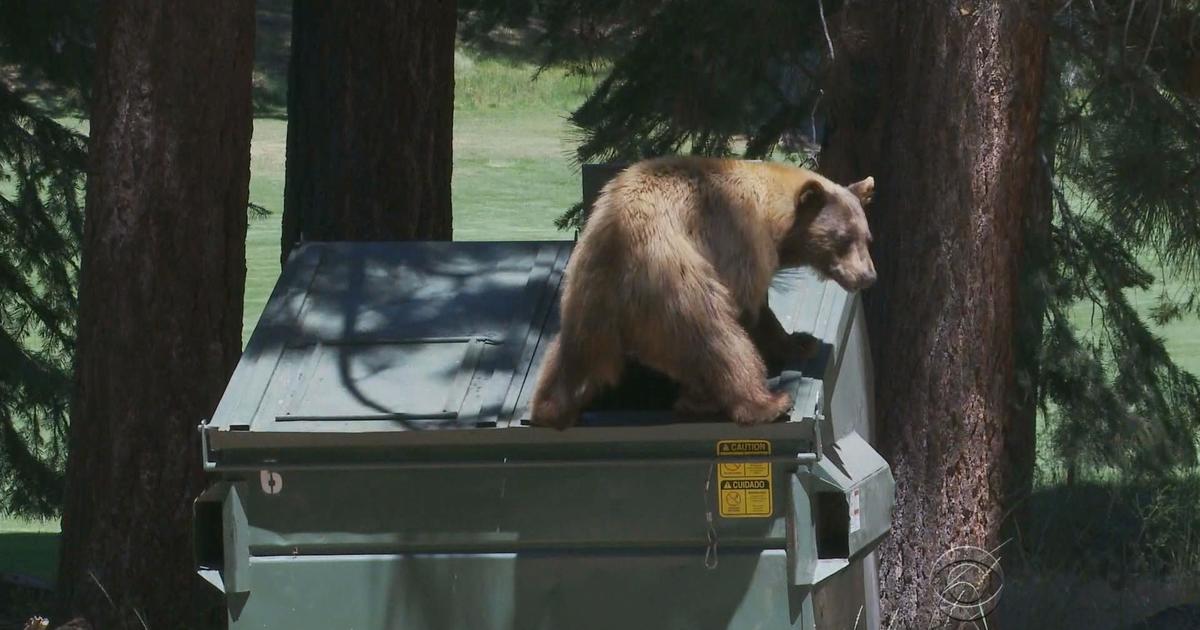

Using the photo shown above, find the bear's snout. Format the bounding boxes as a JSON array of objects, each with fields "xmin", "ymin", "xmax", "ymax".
[
  {"xmin": 828, "ymin": 254, "xmax": 876, "ymax": 292},
  {"xmin": 858, "ymin": 269, "xmax": 877, "ymax": 290}
]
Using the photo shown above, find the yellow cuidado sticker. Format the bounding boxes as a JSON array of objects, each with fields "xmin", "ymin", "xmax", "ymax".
[{"xmin": 716, "ymin": 440, "xmax": 773, "ymax": 518}]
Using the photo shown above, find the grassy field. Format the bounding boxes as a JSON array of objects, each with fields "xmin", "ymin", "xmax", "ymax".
[{"xmin": 0, "ymin": 517, "xmax": 58, "ymax": 583}]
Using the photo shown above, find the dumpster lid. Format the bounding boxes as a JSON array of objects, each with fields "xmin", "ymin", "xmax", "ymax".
[{"xmin": 204, "ymin": 241, "xmax": 856, "ymax": 459}]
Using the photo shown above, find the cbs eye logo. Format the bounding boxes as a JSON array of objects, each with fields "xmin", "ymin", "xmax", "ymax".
[{"xmin": 932, "ymin": 545, "xmax": 1003, "ymax": 624}]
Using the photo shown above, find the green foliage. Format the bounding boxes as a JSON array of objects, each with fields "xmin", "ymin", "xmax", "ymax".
[
  {"xmin": 1040, "ymin": 191, "xmax": 1200, "ymax": 473},
  {"xmin": 252, "ymin": 0, "xmax": 291, "ymax": 114},
  {"xmin": 461, "ymin": 0, "xmax": 832, "ymax": 156},
  {"xmin": 1038, "ymin": 1, "xmax": 1200, "ymax": 476},
  {"xmin": 477, "ymin": 3, "xmax": 842, "ymax": 228},
  {"xmin": 567, "ymin": 0, "xmax": 828, "ymax": 164},
  {"xmin": 0, "ymin": 86, "xmax": 85, "ymax": 517},
  {"xmin": 0, "ymin": 0, "xmax": 90, "ymax": 516},
  {"xmin": 459, "ymin": 0, "xmax": 648, "ymax": 67},
  {"xmin": 1053, "ymin": 1, "xmax": 1200, "ymax": 285},
  {"xmin": 0, "ymin": 0, "xmax": 93, "ymax": 111},
  {"xmin": 462, "ymin": 0, "xmax": 835, "ymax": 228}
]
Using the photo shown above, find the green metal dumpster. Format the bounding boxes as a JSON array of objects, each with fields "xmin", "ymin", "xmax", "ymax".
[{"xmin": 196, "ymin": 240, "xmax": 894, "ymax": 630}]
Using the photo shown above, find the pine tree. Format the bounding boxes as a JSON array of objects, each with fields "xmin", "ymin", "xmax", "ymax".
[
  {"xmin": 56, "ymin": 1, "xmax": 254, "ymax": 626},
  {"xmin": 1038, "ymin": 0, "xmax": 1200, "ymax": 477},
  {"xmin": 0, "ymin": 0, "xmax": 92, "ymax": 517},
  {"xmin": 281, "ymin": 0, "xmax": 456, "ymax": 260},
  {"xmin": 818, "ymin": 2, "xmax": 1052, "ymax": 624}
]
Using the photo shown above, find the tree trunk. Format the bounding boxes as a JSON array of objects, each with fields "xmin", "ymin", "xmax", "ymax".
[
  {"xmin": 1009, "ymin": 142, "xmax": 1054, "ymax": 526},
  {"xmin": 822, "ymin": 1, "xmax": 1051, "ymax": 626},
  {"xmin": 281, "ymin": 0, "xmax": 456, "ymax": 262},
  {"xmin": 56, "ymin": 2, "xmax": 254, "ymax": 628}
]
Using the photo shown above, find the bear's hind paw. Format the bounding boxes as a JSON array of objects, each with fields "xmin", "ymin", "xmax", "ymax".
[{"xmin": 731, "ymin": 391, "xmax": 794, "ymax": 426}]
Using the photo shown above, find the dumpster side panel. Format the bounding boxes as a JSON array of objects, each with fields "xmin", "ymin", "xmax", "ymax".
[
  {"xmin": 236, "ymin": 464, "xmax": 791, "ymax": 552},
  {"xmin": 229, "ymin": 550, "xmax": 809, "ymax": 630}
]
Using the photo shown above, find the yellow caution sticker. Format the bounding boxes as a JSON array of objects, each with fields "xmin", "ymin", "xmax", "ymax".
[
  {"xmin": 716, "ymin": 440, "xmax": 773, "ymax": 518},
  {"xmin": 717, "ymin": 440, "xmax": 771, "ymax": 456}
]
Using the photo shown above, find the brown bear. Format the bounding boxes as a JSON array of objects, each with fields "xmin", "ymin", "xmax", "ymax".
[{"xmin": 531, "ymin": 156, "xmax": 876, "ymax": 429}]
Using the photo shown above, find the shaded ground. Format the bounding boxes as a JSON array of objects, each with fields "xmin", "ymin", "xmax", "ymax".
[{"xmin": 998, "ymin": 572, "xmax": 1200, "ymax": 630}]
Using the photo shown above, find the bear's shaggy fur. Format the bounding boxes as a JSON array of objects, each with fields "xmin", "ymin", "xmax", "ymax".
[{"xmin": 531, "ymin": 156, "xmax": 876, "ymax": 429}]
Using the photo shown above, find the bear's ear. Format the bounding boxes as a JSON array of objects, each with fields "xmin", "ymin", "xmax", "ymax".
[
  {"xmin": 848, "ymin": 176, "xmax": 875, "ymax": 207},
  {"xmin": 796, "ymin": 179, "xmax": 826, "ymax": 213}
]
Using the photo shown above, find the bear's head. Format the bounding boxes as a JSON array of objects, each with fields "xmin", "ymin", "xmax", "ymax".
[{"xmin": 779, "ymin": 175, "xmax": 876, "ymax": 291}]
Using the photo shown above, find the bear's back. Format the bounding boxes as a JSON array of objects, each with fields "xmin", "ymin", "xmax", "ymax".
[{"xmin": 578, "ymin": 156, "xmax": 799, "ymax": 312}]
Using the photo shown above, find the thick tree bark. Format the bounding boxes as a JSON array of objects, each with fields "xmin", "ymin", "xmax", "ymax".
[
  {"xmin": 56, "ymin": 2, "xmax": 254, "ymax": 628},
  {"xmin": 822, "ymin": 1, "xmax": 1051, "ymax": 626},
  {"xmin": 281, "ymin": 0, "xmax": 456, "ymax": 262}
]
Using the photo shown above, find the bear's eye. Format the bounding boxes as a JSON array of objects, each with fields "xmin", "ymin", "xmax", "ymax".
[{"xmin": 837, "ymin": 233, "xmax": 855, "ymax": 252}]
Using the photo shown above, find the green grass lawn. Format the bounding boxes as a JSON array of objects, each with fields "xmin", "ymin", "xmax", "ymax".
[{"xmin": 0, "ymin": 517, "xmax": 59, "ymax": 582}]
